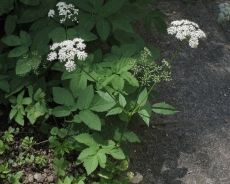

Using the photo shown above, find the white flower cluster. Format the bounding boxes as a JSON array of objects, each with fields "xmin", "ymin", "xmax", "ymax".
[
  {"xmin": 218, "ymin": 3, "xmax": 230, "ymax": 23},
  {"xmin": 167, "ymin": 19, "xmax": 206, "ymax": 48},
  {"xmin": 48, "ymin": 2, "xmax": 79, "ymax": 23},
  {"xmin": 47, "ymin": 38, "xmax": 87, "ymax": 72}
]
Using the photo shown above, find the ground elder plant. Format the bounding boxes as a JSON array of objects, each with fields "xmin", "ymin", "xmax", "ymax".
[{"xmin": 0, "ymin": 0, "xmax": 206, "ymax": 183}]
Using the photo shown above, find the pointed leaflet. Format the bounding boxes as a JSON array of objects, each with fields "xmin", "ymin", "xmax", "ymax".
[
  {"xmin": 111, "ymin": 58, "xmax": 133, "ymax": 74},
  {"xmin": 110, "ymin": 13, "xmax": 134, "ymax": 33},
  {"xmin": 106, "ymin": 107, "xmax": 123, "ymax": 116},
  {"xmin": 75, "ymin": 133, "xmax": 97, "ymax": 147},
  {"xmin": 96, "ymin": 19, "xmax": 110, "ymax": 41},
  {"xmin": 138, "ymin": 101, "xmax": 152, "ymax": 126},
  {"xmin": 8, "ymin": 46, "xmax": 28, "ymax": 57},
  {"xmin": 52, "ymin": 106, "xmax": 71, "ymax": 117},
  {"xmin": 90, "ymin": 94, "xmax": 115, "ymax": 112},
  {"xmin": 83, "ymin": 154, "xmax": 99, "ymax": 175},
  {"xmin": 120, "ymin": 71, "xmax": 139, "ymax": 87},
  {"xmin": 52, "ymin": 87, "xmax": 74, "ymax": 106},
  {"xmin": 1, "ymin": 35, "xmax": 21, "ymax": 46},
  {"xmin": 20, "ymin": 31, "xmax": 32, "ymax": 47},
  {"xmin": 123, "ymin": 131, "xmax": 140, "ymax": 143},
  {"xmin": 4, "ymin": 15, "xmax": 18, "ymax": 35},
  {"xmin": 77, "ymin": 85, "xmax": 94, "ymax": 110},
  {"xmin": 152, "ymin": 102, "xmax": 179, "ymax": 115},
  {"xmin": 79, "ymin": 110, "xmax": 101, "ymax": 131},
  {"xmin": 119, "ymin": 93, "xmax": 126, "ymax": 107},
  {"xmin": 137, "ymin": 88, "xmax": 148, "ymax": 107},
  {"xmin": 99, "ymin": 0, "xmax": 125, "ymax": 18}
]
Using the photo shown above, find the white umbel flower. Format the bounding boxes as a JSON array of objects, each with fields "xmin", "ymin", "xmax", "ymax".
[
  {"xmin": 48, "ymin": 2, "xmax": 79, "ymax": 23},
  {"xmin": 48, "ymin": 9, "xmax": 55, "ymax": 17},
  {"xmin": 47, "ymin": 38, "xmax": 87, "ymax": 72},
  {"xmin": 167, "ymin": 19, "xmax": 206, "ymax": 48},
  {"xmin": 218, "ymin": 3, "xmax": 230, "ymax": 22}
]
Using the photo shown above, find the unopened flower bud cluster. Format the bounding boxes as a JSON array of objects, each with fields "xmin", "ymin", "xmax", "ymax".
[
  {"xmin": 167, "ymin": 19, "xmax": 206, "ymax": 48},
  {"xmin": 48, "ymin": 2, "xmax": 79, "ymax": 23},
  {"xmin": 218, "ymin": 3, "xmax": 230, "ymax": 22},
  {"xmin": 131, "ymin": 48, "xmax": 171, "ymax": 86},
  {"xmin": 47, "ymin": 38, "xmax": 87, "ymax": 72}
]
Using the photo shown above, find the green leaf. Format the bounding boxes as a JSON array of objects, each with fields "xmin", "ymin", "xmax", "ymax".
[
  {"xmin": 52, "ymin": 87, "xmax": 74, "ymax": 106},
  {"xmin": 50, "ymin": 127, "xmax": 59, "ymax": 135},
  {"xmin": 52, "ymin": 106, "xmax": 71, "ymax": 117},
  {"xmin": 87, "ymin": 0, "xmax": 104, "ymax": 12},
  {"xmin": 75, "ymin": 133, "xmax": 97, "ymax": 147},
  {"xmin": 15, "ymin": 59, "xmax": 31, "ymax": 75},
  {"xmin": 107, "ymin": 148, "xmax": 125, "ymax": 160},
  {"xmin": 72, "ymin": 0, "xmax": 94, "ymax": 13},
  {"xmin": 97, "ymin": 91, "xmax": 115, "ymax": 103},
  {"xmin": 90, "ymin": 94, "xmax": 115, "ymax": 112},
  {"xmin": 49, "ymin": 27, "xmax": 66, "ymax": 42},
  {"xmin": 119, "ymin": 93, "xmax": 126, "ymax": 107},
  {"xmin": 124, "ymin": 131, "xmax": 140, "ymax": 143},
  {"xmin": 20, "ymin": 0, "xmax": 40, "ymax": 6},
  {"xmin": 83, "ymin": 154, "xmax": 98, "ymax": 175},
  {"xmin": 79, "ymin": 110, "xmax": 101, "ymax": 131},
  {"xmin": 18, "ymin": 0, "xmax": 56, "ymax": 23},
  {"xmin": 106, "ymin": 107, "xmax": 123, "ymax": 116},
  {"xmin": 152, "ymin": 102, "xmax": 179, "ymax": 115},
  {"xmin": 4, "ymin": 15, "xmax": 18, "ymax": 35},
  {"xmin": 77, "ymin": 85, "xmax": 94, "ymax": 110},
  {"xmin": 8, "ymin": 46, "xmax": 28, "ymax": 57},
  {"xmin": 58, "ymin": 128, "xmax": 68, "ymax": 138},
  {"xmin": 1, "ymin": 35, "xmax": 21, "ymax": 46},
  {"xmin": 120, "ymin": 71, "xmax": 139, "ymax": 87},
  {"xmin": 78, "ymin": 147, "xmax": 98, "ymax": 161},
  {"xmin": 137, "ymin": 88, "xmax": 147, "ymax": 107},
  {"xmin": 20, "ymin": 31, "xmax": 32, "ymax": 47},
  {"xmin": 0, "ymin": 0, "xmax": 14, "ymax": 16},
  {"xmin": 100, "ymin": 0, "xmax": 125, "ymax": 18},
  {"xmin": 111, "ymin": 75, "xmax": 124, "ymax": 91},
  {"xmin": 97, "ymin": 149, "xmax": 106, "ymax": 168},
  {"xmin": 0, "ymin": 80, "xmax": 9, "ymax": 92},
  {"xmin": 15, "ymin": 112, "xmax": 24, "ymax": 126},
  {"xmin": 21, "ymin": 97, "xmax": 32, "ymax": 105},
  {"xmin": 96, "ymin": 19, "xmax": 110, "ymax": 41},
  {"xmin": 111, "ymin": 58, "xmax": 133, "ymax": 74},
  {"xmin": 152, "ymin": 17, "xmax": 167, "ymax": 35},
  {"xmin": 74, "ymin": 26, "xmax": 98, "ymax": 42},
  {"xmin": 9, "ymin": 108, "xmax": 17, "ymax": 120},
  {"xmin": 63, "ymin": 72, "xmax": 87, "ymax": 98},
  {"xmin": 110, "ymin": 13, "xmax": 134, "ymax": 33},
  {"xmin": 138, "ymin": 101, "xmax": 152, "ymax": 126}
]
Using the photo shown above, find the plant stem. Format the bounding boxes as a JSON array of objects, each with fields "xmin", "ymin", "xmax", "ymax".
[
  {"xmin": 169, "ymin": 39, "xmax": 187, "ymax": 65},
  {"xmin": 117, "ymin": 116, "xmax": 131, "ymax": 147}
]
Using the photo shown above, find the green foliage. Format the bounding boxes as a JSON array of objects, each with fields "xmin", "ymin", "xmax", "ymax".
[{"xmin": 0, "ymin": 0, "xmax": 185, "ymax": 183}]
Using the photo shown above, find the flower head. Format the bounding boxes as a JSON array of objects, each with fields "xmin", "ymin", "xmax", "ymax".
[
  {"xmin": 48, "ymin": 9, "xmax": 55, "ymax": 17},
  {"xmin": 47, "ymin": 38, "xmax": 87, "ymax": 72},
  {"xmin": 218, "ymin": 3, "xmax": 230, "ymax": 22},
  {"xmin": 48, "ymin": 2, "xmax": 79, "ymax": 23},
  {"xmin": 167, "ymin": 19, "xmax": 206, "ymax": 48}
]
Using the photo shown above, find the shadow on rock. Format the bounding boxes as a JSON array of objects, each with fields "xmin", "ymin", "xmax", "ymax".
[{"xmin": 129, "ymin": 127, "xmax": 196, "ymax": 184}]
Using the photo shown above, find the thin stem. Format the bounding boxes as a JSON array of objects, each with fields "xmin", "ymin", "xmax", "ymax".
[
  {"xmin": 35, "ymin": 140, "xmax": 49, "ymax": 145},
  {"xmin": 169, "ymin": 39, "xmax": 187, "ymax": 65},
  {"xmin": 117, "ymin": 117, "xmax": 131, "ymax": 147}
]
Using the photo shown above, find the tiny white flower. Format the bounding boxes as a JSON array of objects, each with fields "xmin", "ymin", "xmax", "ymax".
[
  {"xmin": 76, "ymin": 51, "xmax": 88, "ymax": 61},
  {"xmin": 47, "ymin": 51, "xmax": 57, "ymax": 61},
  {"xmin": 48, "ymin": 9, "xmax": 55, "ymax": 17},
  {"xmin": 47, "ymin": 38, "xmax": 87, "ymax": 72},
  {"xmin": 167, "ymin": 19, "xmax": 206, "ymax": 48},
  {"xmin": 65, "ymin": 60, "xmax": 76, "ymax": 72}
]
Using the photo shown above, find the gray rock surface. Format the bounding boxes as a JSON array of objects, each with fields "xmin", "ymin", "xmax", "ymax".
[{"xmin": 130, "ymin": 1, "xmax": 230, "ymax": 183}]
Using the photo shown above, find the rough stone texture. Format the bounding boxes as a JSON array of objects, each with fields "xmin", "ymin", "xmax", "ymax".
[
  {"xmin": 130, "ymin": 121, "xmax": 230, "ymax": 184},
  {"xmin": 130, "ymin": 1, "xmax": 230, "ymax": 184},
  {"xmin": 135, "ymin": 1, "xmax": 230, "ymax": 124}
]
